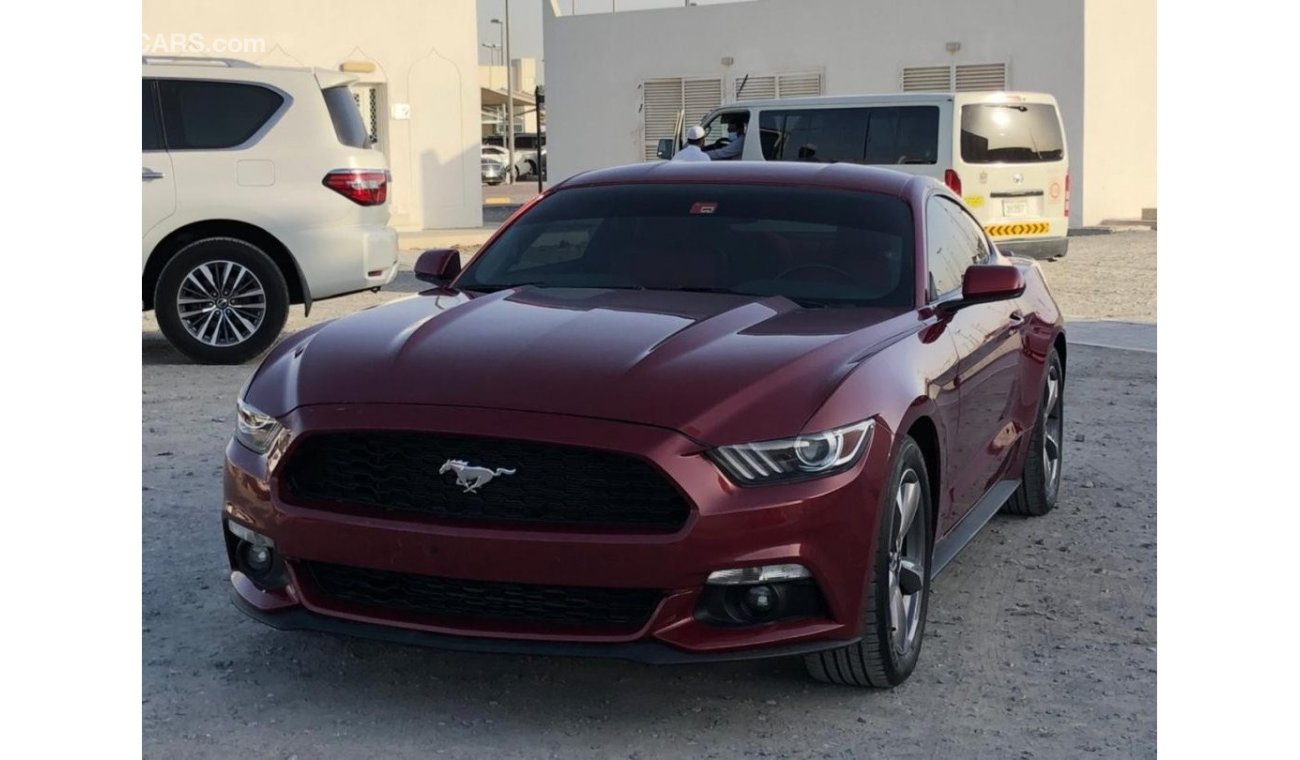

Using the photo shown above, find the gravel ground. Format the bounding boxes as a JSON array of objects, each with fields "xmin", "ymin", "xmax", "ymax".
[
  {"xmin": 143, "ymin": 231, "xmax": 1157, "ymax": 758},
  {"xmin": 1046, "ymin": 231, "xmax": 1157, "ymax": 323}
]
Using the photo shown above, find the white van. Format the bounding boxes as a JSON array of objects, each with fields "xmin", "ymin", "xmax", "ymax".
[{"xmin": 660, "ymin": 91, "xmax": 1069, "ymax": 259}]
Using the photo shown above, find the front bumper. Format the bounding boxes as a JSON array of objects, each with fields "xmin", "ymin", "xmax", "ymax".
[
  {"xmin": 223, "ymin": 404, "xmax": 892, "ymax": 660},
  {"xmin": 230, "ymin": 582, "xmax": 859, "ymax": 664}
]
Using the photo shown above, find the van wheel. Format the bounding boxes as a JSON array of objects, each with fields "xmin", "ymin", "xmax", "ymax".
[{"xmin": 153, "ymin": 237, "xmax": 289, "ymax": 365}]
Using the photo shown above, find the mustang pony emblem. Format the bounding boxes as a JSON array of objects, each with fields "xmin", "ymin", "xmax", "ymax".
[{"xmin": 439, "ymin": 459, "xmax": 517, "ymax": 493}]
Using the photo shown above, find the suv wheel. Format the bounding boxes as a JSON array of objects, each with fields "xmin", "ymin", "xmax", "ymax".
[{"xmin": 153, "ymin": 237, "xmax": 289, "ymax": 365}]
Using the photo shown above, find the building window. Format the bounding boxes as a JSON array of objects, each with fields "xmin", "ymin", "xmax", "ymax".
[
  {"xmin": 902, "ymin": 63, "xmax": 1008, "ymax": 92},
  {"xmin": 733, "ymin": 71, "xmax": 824, "ymax": 101},
  {"xmin": 640, "ymin": 77, "xmax": 723, "ymax": 160}
]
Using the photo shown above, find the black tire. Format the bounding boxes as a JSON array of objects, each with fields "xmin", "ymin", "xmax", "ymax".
[
  {"xmin": 1005, "ymin": 348, "xmax": 1065, "ymax": 516},
  {"xmin": 805, "ymin": 436, "xmax": 933, "ymax": 688},
  {"xmin": 153, "ymin": 237, "xmax": 289, "ymax": 365}
]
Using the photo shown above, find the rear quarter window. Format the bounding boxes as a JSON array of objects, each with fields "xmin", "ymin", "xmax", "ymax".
[{"xmin": 157, "ymin": 79, "xmax": 285, "ymax": 150}]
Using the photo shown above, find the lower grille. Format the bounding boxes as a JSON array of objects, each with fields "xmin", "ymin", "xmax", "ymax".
[
  {"xmin": 303, "ymin": 562, "xmax": 661, "ymax": 631},
  {"xmin": 281, "ymin": 432, "xmax": 691, "ymax": 530}
]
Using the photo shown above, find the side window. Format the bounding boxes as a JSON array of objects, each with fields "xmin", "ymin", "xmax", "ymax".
[
  {"xmin": 925, "ymin": 197, "xmax": 970, "ymax": 298},
  {"xmin": 142, "ymin": 80, "xmax": 163, "ymax": 152},
  {"xmin": 947, "ymin": 202, "xmax": 991, "ymax": 265},
  {"xmin": 157, "ymin": 79, "xmax": 285, "ymax": 150},
  {"xmin": 864, "ymin": 106, "xmax": 940, "ymax": 165},
  {"xmin": 758, "ymin": 108, "xmax": 868, "ymax": 162}
]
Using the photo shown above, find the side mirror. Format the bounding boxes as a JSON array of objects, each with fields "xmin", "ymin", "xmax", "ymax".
[
  {"xmin": 656, "ymin": 138, "xmax": 676, "ymax": 160},
  {"xmin": 939, "ymin": 265, "xmax": 1026, "ymax": 314},
  {"xmin": 414, "ymin": 248, "xmax": 461, "ymax": 286}
]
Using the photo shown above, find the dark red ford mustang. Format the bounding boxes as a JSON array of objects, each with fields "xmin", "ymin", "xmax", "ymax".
[{"xmin": 224, "ymin": 162, "xmax": 1065, "ymax": 688}]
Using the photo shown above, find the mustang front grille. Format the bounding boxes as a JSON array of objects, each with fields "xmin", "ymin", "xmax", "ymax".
[
  {"xmin": 280, "ymin": 431, "xmax": 691, "ymax": 530},
  {"xmin": 302, "ymin": 561, "xmax": 660, "ymax": 630}
]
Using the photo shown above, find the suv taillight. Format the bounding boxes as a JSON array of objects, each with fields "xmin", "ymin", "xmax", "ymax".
[
  {"xmin": 944, "ymin": 169, "xmax": 962, "ymax": 196},
  {"xmin": 323, "ymin": 169, "xmax": 389, "ymax": 206},
  {"xmin": 1064, "ymin": 172, "xmax": 1071, "ymax": 218}
]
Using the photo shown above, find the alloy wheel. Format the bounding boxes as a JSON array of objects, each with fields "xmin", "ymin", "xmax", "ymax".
[
  {"xmin": 888, "ymin": 468, "xmax": 927, "ymax": 656},
  {"xmin": 177, "ymin": 260, "xmax": 268, "ymax": 347},
  {"xmin": 1042, "ymin": 363, "xmax": 1064, "ymax": 495}
]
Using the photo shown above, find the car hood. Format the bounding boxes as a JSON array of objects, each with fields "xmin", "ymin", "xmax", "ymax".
[{"xmin": 247, "ymin": 287, "xmax": 916, "ymax": 444}]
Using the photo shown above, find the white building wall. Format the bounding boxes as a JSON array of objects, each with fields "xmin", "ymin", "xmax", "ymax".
[
  {"xmin": 1084, "ymin": 0, "xmax": 1157, "ymax": 224},
  {"xmin": 143, "ymin": 0, "xmax": 481, "ymax": 230},
  {"xmin": 543, "ymin": 0, "xmax": 1153, "ymax": 227}
]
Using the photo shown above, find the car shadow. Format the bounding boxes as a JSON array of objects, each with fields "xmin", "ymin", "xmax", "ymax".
[{"xmin": 205, "ymin": 618, "xmax": 889, "ymax": 734}]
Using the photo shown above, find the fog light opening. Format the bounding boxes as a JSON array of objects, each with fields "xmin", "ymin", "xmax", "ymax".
[
  {"xmin": 695, "ymin": 564, "xmax": 827, "ymax": 627},
  {"xmin": 227, "ymin": 521, "xmax": 289, "ymax": 591}
]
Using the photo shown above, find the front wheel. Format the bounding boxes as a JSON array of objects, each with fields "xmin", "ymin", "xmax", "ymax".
[
  {"xmin": 805, "ymin": 436, "xmax": 932, "ymax": 688},
  {"xmin": 153, "ymin": 237, "xmax": 290, "ymax": 365},
  {"xmin": 1005, "ymin": 348, "xmax": 1064, "ymax": 516}
]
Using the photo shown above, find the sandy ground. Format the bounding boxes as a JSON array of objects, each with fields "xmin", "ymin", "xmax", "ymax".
[{"xmin": 142, "ymin": 231, "xmax": 1156, "ymax": 758}]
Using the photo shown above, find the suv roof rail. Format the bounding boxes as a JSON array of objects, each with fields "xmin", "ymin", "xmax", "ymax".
[{"xmin": 141, "ymin": 55, "xmax": 258, "ymax": 68}]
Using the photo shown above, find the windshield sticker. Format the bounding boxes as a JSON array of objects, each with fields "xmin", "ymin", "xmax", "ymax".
[{"xmin": 690, "ymin": 202, "xmax": 719, "ymax": 215}]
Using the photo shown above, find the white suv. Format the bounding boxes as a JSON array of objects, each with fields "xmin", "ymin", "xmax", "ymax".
[{"xmin": 142, "ymin": 56, "xmax": 399, "ymax": 364}]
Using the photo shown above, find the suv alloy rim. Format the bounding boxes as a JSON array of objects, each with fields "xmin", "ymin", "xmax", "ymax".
[{"xmin": 177, "ymin": 260, "xmax": 268, "ymax": 347}]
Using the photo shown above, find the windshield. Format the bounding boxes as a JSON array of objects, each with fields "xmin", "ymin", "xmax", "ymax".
[
  {"xmin": 960, "ymin": 103, "xmax": 1064, "ymax": 164},
  {"xmin": 457, "ymin": 183, "xmax": 915, "ymax": 308}
]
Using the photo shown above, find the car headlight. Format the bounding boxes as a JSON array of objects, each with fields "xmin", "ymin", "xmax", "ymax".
[
  {"xmin": 708, "ymin": 419, "xmax": 875, "ymax": 485},
  {"xmin": 235, "ymin": 397, "xmax": 284, "ymax": 454}
]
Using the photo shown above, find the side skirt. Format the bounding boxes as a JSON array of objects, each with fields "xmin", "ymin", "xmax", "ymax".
[{"xmin": 931, "ymin": 479, "xmax": 1021, "ymax": 577}]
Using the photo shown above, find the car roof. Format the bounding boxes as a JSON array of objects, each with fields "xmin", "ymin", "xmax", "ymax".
[{"xmin": 556, "ymin": 162, "xmax": 927, "ymax": 198}]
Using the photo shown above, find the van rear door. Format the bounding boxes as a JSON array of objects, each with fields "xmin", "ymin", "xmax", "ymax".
[{"xmin": 955, "ymin": 99, "xmax": 1068, "ymax": 242}]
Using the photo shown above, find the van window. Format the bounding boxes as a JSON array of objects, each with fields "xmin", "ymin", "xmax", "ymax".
[
  {"xmin": 758, "ymin": 106, "xmax": 939, "ymax": 165},
  {"xmin": 759, "ymin": 108, "xmax": 868, "ymax": 163},
  {"xmin": 864, "ymin": 107, "xmax": 940, "ymax": 165},
  {"xmin": 961, "ymin": 104, "xmax": 1064, "ymax": 164}
]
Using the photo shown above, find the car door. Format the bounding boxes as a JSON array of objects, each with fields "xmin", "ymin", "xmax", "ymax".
[
  {"xmin": 926, "ymin": 195, "xmax": 1026, "ymax": 523},
  {"xmin": 142, "ymin": 79, "xmax": 175, "ymax": 249}
]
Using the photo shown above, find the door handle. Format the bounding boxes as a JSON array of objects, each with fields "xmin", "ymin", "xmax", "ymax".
[{"xmin": 142, "ymin": 169, "xmax": 165, "ymax": 181}]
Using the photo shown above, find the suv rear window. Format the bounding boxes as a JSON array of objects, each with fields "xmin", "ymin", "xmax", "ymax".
[
  {"xmin": 758, "ymin": 106, "xmax": 939, "ymax": 165},
  {"xmin": 961, "ymin": 103, "xmax": 1064, "ymax": 163},
  {"xmin": 157, "ymin": 80, "xmax": 284, "ymax": 150},
  {"xmin": 323, "ymin": 86, "xmax": 371, "ymax": 148}
]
